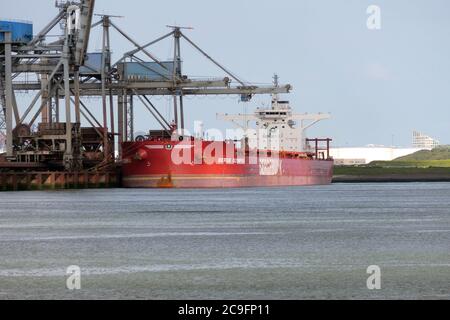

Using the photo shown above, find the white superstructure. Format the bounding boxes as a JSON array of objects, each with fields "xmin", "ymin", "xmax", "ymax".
[{"xmin": 218, "ymin": 75, "xmax": 330, "ymax": 152}]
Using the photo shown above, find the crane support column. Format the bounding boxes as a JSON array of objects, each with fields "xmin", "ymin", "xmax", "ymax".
[
  {"xmin": 176, "ymin": 31, "xmax": 185, "ymax": 131},
  {"xmin": 4, "ymin": 32, "xmax": 13, "ymax": 157},
  {"xmin": 74, "ymin": 70, "xmax": 81, "ymax": 124},
  {"xmin": 40, "ymin": 74, "xmax": 49, "ymax": 123},
  {"xmin": 117, "ymin": 91, "xmax": 124, "ymax": 158},
  {"xmin": 101, "ymin": 16, "xmax": 110, "ymax": 161},
  {"xmin": 128, "ymin": 94, "xmax": 134, "ymax": 141},
  {"xmin": 63, "ymin": 51, "xmax": 73, "ymax": 168}
]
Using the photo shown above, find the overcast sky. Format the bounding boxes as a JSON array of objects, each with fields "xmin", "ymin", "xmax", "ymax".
[{"xmin": 2, "ymin": 0, "xmax": 449, "ymax": 147}]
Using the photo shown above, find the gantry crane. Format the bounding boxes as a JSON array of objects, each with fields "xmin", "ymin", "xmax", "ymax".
[{"xmin": 0, "ymin": 0, "xmax": 291, "ymax": 171}]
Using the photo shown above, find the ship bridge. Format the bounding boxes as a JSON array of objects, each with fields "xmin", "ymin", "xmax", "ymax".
[{"xmin": 218, "ymin": 86, "xmax": 330, "ymax": 153}]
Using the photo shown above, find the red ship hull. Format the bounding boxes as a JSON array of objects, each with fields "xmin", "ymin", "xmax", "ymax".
[{"xmin": 121, "ymin": 140, "xmax": 334, "ymax": 188}]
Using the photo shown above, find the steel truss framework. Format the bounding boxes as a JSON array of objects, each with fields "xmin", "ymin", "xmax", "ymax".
[{"xmin": 0, "ymin": 0, "xmax": 291, "ymax": 171}]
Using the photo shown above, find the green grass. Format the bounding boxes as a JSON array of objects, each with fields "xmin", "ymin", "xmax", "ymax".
[
  {"xmin": 395, "ymin": 146, "xmax": 450, "ymax": 161},
  {"xmin": 334, "ymin": 146, "xmax": 450, "ymax": 178},
  {"xmin": 334, "ymin": 166, "xmax": 450, "ymax": 176},
  {"xmin": 362, "ymin": 146, "xmax": 450, "ymax": 169},
  {"xmin": 369, "ymin": 159, "xmax": 450, "ymax": 168}
]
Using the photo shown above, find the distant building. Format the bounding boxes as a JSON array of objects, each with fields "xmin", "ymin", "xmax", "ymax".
[
  {"xmin": 330, "ymin": 146, "xmax": 423, "ymax": 165},
  {"xmin": 412, "ymin": 131, "xmax": 440, "ymax": 150},
  {"xmin": 333, "ymin": 158, "xmax": 367, "ymax": 166}
]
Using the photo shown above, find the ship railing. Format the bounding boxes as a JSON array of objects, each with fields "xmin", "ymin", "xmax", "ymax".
[{"xmin": 306, "ymin": 138, "xmax": 333, "ymax": 160}]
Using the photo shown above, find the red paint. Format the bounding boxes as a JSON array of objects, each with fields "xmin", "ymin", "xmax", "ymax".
[
  {"xmin": 122, "ymin": 139, "xmax": 334, "ymax": 188},
  {"xmin": 135, "ymin": 148, "xmax": 148, "ymax": 161}
]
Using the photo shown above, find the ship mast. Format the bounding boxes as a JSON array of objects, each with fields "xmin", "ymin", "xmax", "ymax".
[{"xmin": 272, "ymin": 74, "xmax": 280, "ymax": 109}]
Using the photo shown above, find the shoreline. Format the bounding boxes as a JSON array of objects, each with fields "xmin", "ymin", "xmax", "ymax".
[
  {"xmin": 333, "ymin": 175, "xmax": 450, "ymax": 183},
  {"xmin": 333, "ymin": 166, "xmax": 450, "ymax": 183}
]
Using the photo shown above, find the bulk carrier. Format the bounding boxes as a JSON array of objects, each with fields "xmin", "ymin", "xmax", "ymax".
[{"xmin": 122, "ymin": 78, "xmax": 334, "ymax": 188}]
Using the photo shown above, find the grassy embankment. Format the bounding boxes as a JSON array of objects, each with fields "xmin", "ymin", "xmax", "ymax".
[{"xmin": 333, "ymin": 146, "xmax": 450, "ymax": 182}]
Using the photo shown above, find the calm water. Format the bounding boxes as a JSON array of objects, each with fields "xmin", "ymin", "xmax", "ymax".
[{"xmin": 0, "ymin": 183, "xmax": 449, "ymax": 300}]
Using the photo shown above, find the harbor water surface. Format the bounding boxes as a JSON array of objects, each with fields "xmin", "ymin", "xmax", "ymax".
[{"xmin": 0, "ymin": 183, "xmax": 449, "ymax": 299}]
